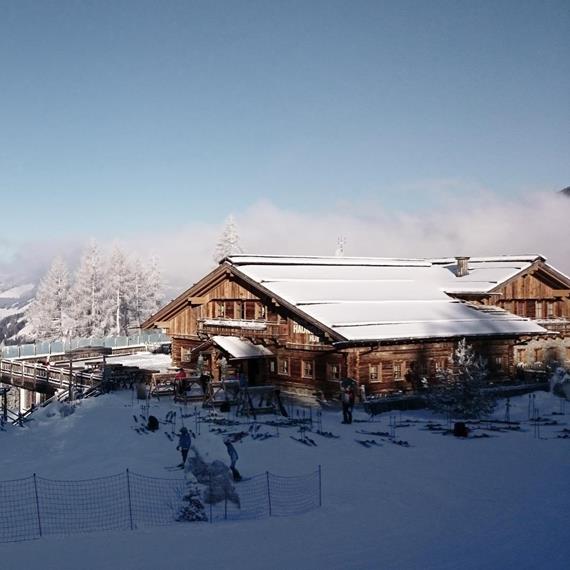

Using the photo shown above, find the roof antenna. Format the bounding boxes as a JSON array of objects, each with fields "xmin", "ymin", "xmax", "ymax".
[{"xmin": 335, "ymin": 236, "xmax": 346, "ymax": 257}]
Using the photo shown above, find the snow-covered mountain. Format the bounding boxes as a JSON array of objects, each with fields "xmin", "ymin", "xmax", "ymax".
[{"xmin": 0, "ymin": 277, "xmax": 36, "ymax": 344}]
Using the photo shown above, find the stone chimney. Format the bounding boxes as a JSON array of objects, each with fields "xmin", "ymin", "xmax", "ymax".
[{"xmin": 455, "ymin": 256, "xmax": 470, "ymax": 277}]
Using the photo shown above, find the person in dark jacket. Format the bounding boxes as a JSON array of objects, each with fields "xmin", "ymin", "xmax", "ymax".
[
  {"xmin": 177, "ymin": 427, "xmax": 192, "ymax": 466},
  {"xmin": 341, "ymin": 386, "xmax": 355, "ymax": 424},
  {"xmin": 224, "ymin": 438, "xmax": 241, "ymax": 481}
]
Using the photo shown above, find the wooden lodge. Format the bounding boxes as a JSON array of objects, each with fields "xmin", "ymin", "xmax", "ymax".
[{"xmin": 142, "ymin": 255, "xmax": 570, "ymax": 398}]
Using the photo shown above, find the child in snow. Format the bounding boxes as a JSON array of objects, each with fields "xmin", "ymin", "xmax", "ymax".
[{"xmin": 177, "ymin": 427, "xmax": 192, "ymax": 466}]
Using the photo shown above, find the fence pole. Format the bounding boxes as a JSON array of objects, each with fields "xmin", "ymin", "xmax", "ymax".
[
  {"xmin": 209, "ymin": 474, "xmax": 213, "ymax": 523},
  {"xmin": 318, "ymin": 465, "xmax": 322, "ymax": 507},
  {"xmin": 126, "ymin": 469, "xmax": 134, "ymax": 530},
  {"xmin": 266, "ymin": 471, "xmax": 272, "ymax": 516},
  {"xmin": 33, "ymin": 473, "xmax": 43, "ymax": 537}
]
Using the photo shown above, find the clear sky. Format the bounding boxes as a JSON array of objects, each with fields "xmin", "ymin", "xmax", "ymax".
[{"xmin": 1, "ymin": 0, "xmax": 569, "ymax": 252}]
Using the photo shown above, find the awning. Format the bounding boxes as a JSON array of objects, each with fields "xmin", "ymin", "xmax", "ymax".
[{"xmin": 211, "ymin": 336, "xmax": 274, "ymax": 360}]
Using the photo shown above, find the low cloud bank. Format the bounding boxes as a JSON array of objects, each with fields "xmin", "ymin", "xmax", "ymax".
[
  {"xmin": 132, "ymin": 190, "xmax": 570, "ymax": 290},
  {"xmin": 2, "ymin": 191, "xmax": 569, "ymax": 295}
]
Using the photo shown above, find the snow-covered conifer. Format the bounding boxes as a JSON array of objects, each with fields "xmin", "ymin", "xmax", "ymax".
[
  {"xmin": 213, "ymin": 214, "xmax": 243, "ymax": 264},
  {"xmin": 104, "ymin": 245, "xmax": 135, "ymax": 336},
  {"xmin": 25, "ymin": 256, "xmax": 72, "ymax": 341},
  {"xmin": 427, "ymin": 338, "xmax": 496, "ymax": 419},
  {"xmin": 130, "ymin": 256, "xmax": 162, "ymax": 331},
  {"xmin": 71, "ymin": 240, "xmax": 107, "ymax": 338}
]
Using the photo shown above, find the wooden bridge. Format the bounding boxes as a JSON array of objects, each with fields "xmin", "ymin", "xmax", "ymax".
[{"xmin": 0, "ymin": 359, "xmax": 102, "ymax": 397}]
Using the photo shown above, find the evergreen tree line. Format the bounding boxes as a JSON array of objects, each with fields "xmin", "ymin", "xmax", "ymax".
[{"xmin": 25, "ymin": 241, "xmax": 162, "ymax": 341}]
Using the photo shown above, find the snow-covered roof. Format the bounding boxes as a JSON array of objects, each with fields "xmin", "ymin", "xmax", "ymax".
[
  {"xmin": 211, "ymin": 336, "xmax": 274, "ymax": 359},
  {"xmin": 227, "ymin": 255, "xmax": 548, "ymax": 343}
]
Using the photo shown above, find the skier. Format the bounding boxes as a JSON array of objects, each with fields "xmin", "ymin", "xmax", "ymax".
[
  {"xmin": 223, "ymin": 438, "xmax": 241, "ymax": 481},
  {"xmin": 177, "ymin": 427, "xmax": 192, "ymax": 466}
]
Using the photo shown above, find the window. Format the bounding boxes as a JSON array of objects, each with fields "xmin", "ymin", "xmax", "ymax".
[
  {"xmin": 435, "ymin": 358, "xmax": 448, "ymax": 372},
  {"xmin": 216, "ymin": 301, "xmax": 225, "ymax": 318},
  {"xmin": 257, "ymin": 304, "xmax": 267, "ymax": 319},
  {"xmin": 224, "ymin": 301, "xmax": 235, "ymax": 319},
  {"xmin": 278, "ymin": 358, "xmax": 289, "ymax": 376},
  {"xmin": 494, "ymin": 356, "xmax": 503, "ymax": 370},
  {"xmin": 393, "ymin": 361, "xmax": 403, "ymax": 380},
  {"xmin": 547, "ymin": 302, "xmax": 555, "ymax": 319},
  {"xmin": 534, "ymin": 348, "xmax": 543, "ymax": 363},
  {"xmin": 269, "ymin": 359, "xmax": 276, "ymax": 374},
  {"xmin": 328, "ymin": 363, "xmax": 341, "ymax": 381},
  {"xmin": 302, "ymin": 360, "xmax": 314, "ymax": 379},
  {"xmin": 516, "ymin": 301, "xmax": 526, "ymax": 316},
  {"xmin": 244, "ymin": 301, "xmax": 256, "ymax": 320},
  {"xmin": 369, "ymin": 364, "xmax": 382, "ymax": 383},
  {"xmin": 535, "ymin": 302, "xmax": 543, "ymax": 319},
  {"xmin": 516, "ymin": 348, "xmax": 525, "ymax": 364}
]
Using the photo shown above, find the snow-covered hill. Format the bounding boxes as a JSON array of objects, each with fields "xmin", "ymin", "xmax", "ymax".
[
  {"xmin": 1, "ymin": 368, "xmax": 569, "ymax": 570},
  {"xmin": 0, "ymin": 278, "xmax": 35, "ymax": 344}
]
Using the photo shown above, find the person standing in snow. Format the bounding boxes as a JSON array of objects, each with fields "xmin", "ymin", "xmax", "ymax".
[
  {"xmin": 341, "ymin": 386, "xmax": 355, "ymax": 424},
  {"xmin": 224, "ymin": 438, "xmax": 241, "ymax": 481},
  {"xmin": 177, "ymin": 427, "xmax": 192, "ymax": 466}
]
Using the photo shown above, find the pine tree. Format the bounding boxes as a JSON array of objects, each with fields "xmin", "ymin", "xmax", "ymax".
[
  {"xmin": 71, "ymin": 240, "xmax": 107, "ymax": 338},
  {"xmin": 176, "ymin": 482, "xmax": 208, "ymax": 522},
  {"xmin": 130, "ymin": 256, "xmax": 162, "ymax": 331},
  {"xmin": 25, "ymin": 256, "xmax": 72, "ymax": 341},
  {"xmin": 104, "ymin": 245, "xmax": 135, "ymax": 336},
  {"xmin": 427, "ymin": 338, "xmax": 496, "ymax": 419},
  {"xmin": 213, "ymin": 214, "xmax": 243, "ymax": 264}
]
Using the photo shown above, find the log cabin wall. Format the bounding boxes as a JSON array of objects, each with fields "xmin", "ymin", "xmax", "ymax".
[
  {"xmin": 483, "ymin": 272, "xmax": 570, "ymax": 321},
  {"xmin": 475, "ymin": 266, "xmax": 570, "ymax": 367},
  {"xmin": 342, "ymin": 338, "xmax": 515, "ymax": 397}
]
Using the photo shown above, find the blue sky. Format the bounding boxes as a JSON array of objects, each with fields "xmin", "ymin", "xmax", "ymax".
[{"xmin": 0, "ymin": 0, "xmax": 568, "ymax": 253}]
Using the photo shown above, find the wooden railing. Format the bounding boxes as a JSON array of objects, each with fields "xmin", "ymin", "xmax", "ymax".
[
  {"xmin": 197, "ymin": 319, "xmax": 287, "ymax": 339},
  {"xmin": 0, "ymin": 359, "xmax": 102, "ymax": 393}
]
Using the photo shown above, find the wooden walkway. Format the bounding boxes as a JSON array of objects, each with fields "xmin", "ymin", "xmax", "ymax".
[{"xmin": 0, "ymin": 359, "xmax": 102, "ymax": 395}]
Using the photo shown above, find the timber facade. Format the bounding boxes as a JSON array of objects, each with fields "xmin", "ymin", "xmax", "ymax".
[{"xmin": 143, "ymin": 255, "xmax": 570, "ymax": 398}]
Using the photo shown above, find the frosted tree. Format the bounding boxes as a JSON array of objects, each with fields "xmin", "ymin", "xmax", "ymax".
[
  {"xmin": 427, "ymin": 338, "xmax": 496, "ymax": 419},
  {"xmin": 213, "ymin": 214, "xmax": 243, "ymax": 263},
  {"xmin": 25, "ymin": 256, "xmax": 72, "ymax": 341},
  {"xmin": 130, "ymin": 256, "xmax": 162, "ymax": 331},
  {"xmin": 104, "ymin": 245, "xmax": 135, "ymax": 336},
  {"xmin": 71, "ymin": 240, "xmax": 108, "ymax": 337}
]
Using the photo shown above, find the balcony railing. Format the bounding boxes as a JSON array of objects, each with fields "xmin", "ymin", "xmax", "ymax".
[
  {"xmin": 198, "ymin": 318, "xmax": 287, "ymax": 339},
  {"xmin": 535, "ymin": 318, "xmax": 570, "ymax": 334}
]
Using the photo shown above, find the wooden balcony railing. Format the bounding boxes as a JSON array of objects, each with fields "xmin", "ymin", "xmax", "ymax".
[{"xmin": 197, "ymin": 318, "xmax": 287, "ymax": 339}]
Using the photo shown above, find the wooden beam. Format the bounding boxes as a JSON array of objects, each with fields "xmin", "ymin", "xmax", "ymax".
[{"xmin": 187, "ymin": 296, "xmax": 207, "ymax": 305}]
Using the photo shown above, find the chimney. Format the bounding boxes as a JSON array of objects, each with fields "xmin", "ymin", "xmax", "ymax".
[{"xmin": 455, "ymin": 256, "xmax": 470, "ymax": 277}]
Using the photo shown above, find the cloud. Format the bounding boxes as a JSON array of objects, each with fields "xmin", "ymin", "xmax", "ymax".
[
  {"xmin": 3, "ymin": 190, "xmax": 569, "ymax": 295},
  {"xmin": 126, "ymin": 190, "xmax": 570, "ymax": 290}
]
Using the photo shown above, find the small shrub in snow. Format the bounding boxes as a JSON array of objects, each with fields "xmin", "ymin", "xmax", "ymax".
[
  {"xmin": 427, "ymin": 338, "xmax": 496, "ymax": 420},
  {"xmin": 176, "ymin": 483, "xmax": 208, "ymax": 522}
]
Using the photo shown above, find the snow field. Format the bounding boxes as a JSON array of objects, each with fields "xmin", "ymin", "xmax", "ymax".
[{"xmin": 0, "ymin": 389, "xmax": 568, "ymax": 569}]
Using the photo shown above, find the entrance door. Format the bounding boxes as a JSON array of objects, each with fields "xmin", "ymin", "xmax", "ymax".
[{"xmin": 247, "ymin": 360, "xmax": 259, "ymax": 386}]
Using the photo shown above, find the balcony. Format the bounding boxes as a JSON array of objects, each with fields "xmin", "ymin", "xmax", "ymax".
[
  {"xmin": 197, "ymin": 318, "xmax": 287, "ymax": 340},
  {"xmin": 535, "ymin": 318, "xmax": 570, "ymax": 335}
]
